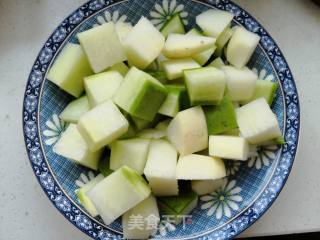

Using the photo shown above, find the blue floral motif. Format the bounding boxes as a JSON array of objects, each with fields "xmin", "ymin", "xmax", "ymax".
[
  {"xmin": 268, "ymin": 176, "xmax": 283, "ymax": 193},
  {"xmin": 286, "ymin": 128, "xmax": 297, "ymax": 145},
  {"xmin": 25, "ymin": 95, "xmax": 37, "ymax": 113},
  {"xmin": 89, "ymin": 0, "xmax": 105, "ymax": 10},
  {"xmin": 75, "ymin": 215, "xmax": 92, "ymax": 230},
  {"xmin": 98, "ymin": 231, "xmax": 122, "ymax": 240},
  {"xmin": 39, "ymin": 172, "xmax": 54, "ymax": 191},
  {"xmin": 69, "ymin": 10, "xmax": 84, "ymax": 24},
  {"xmin": 25, "ymin": 120, "xmax": 37, "ymax": 139},
  {"xmin": 261, "ymin": 36, "xmax": 275, "ymax": 51},
  {"xmin": 287, "ymin": 103, "xmax": 299, "ymax": 120},
  {"xmin": 244, "ymin": 18, "xmax": 260, "ymax": 32},
  {"xmin": 225, "ymin": 4, "xmax": 241, "ymax": 17},
  {"xmin": 283, "ymin": 78, "xmax": 295, "ymax": 95},
  {"xmin": 274, "ymin": 56, "xmax": 287, "ymax": 72},
  {"xmin": 53, "ymin": 27, "xmax": 67, "ymax": 42},
  {"xmin": 29, "ymin": 147, "xmax": 43, "ymax": 166},
  {"xmin": 55, "ymin": 195, "xmax": 71, "ymax": 212},
  {"xmin": 30, "ymin": 70, "xmax": 43, "ymax": 88},
  {"xmin": 39, "ymin": 47, "xmax": 53, "ymax": 64},
  {"xmin": 252, "ymin": 197, "xmax": 268, "ymax": 215}
]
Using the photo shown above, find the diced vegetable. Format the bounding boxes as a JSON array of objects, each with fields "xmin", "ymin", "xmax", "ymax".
[
  {"xmin": 241, "ymin": 79, "xmax": 278, "ymax": 105},
  {"xmin": 86, "ymin": 166, "xmax": 151, "ymax": 225},
  {"xmin": 155, "ymin": 119, "xmax": 171, "ymax": 131},
  {"xmin": 76, "ymin": 174, "xmax": 104, "ymax": 217},
  {"xmin": 186, "ymin": 28, "xmax": 216, "ymax": 65},
  {"xmin": 53, "ymin": 124, "xmax": 103, "ymax": 170},
  {"xmin": 203, "ymin": 94, "xmax": 238, "ymax": 135},
  {"xmin": 98, "ymin": 155, "xmax": 113, "ymax": 177},
  {"xmin": 84, "ymin": 71, "xmax": 123, "ymax": 107},
  {"xmin": 131, "ymin": 116, "xmax": 153, "ymax": 130},
  {"xmin": 214, "ymin": 27, "xmax": 233, "ymax": 57},
  {"xmin": 77, "ymin": 22, "xmax": 127, "ymax": 73},
  {"xmin": 184, "ymin": 67, "xmax": 226, "ymax": 106},
  {"xmin": 108, "ymin": 62, "xmax": 129, "ymax": 76},
  {"xmin": 236, "ymin": 98, "xmax": 282, "ymax": 144},
  {"xmin": 191, "ymin": 178, "xmax": 226, "ymax": 195},
  {"xmin": 60, "ymin": 95, "xmax": 90, "ymax": 123},
  {"xmin": 158, "ymin": 191, "xmax": 198, "ymax": 224},
  {"xmin": 47, "ymin": 43, "xmax": 93, "ymax": 97},
  {"xmin": 163, "ymin": 58, "xmax": 200, "ymax": 80},
  {"xmin": 158, "ymin": 85, "xmax": 187, "ymax": 117},
  {"xmin": 115, "ymin": 22, "xmax": 132, "ymax": 43},
  {"xmin": 222, "ymin": 66, "xmax": 257, "ymax": 101},
  {"xmin": 209, "ymin": 57, "xmax": 225, "ymax": 69},
  {"xmin": 226, "ymin": 26, "xmax": 261, "ymax": 68},
  {"xmin": 77, "ymin": 100, "xmax": 129, "ymax": 151},
  {"xmin": 156, "ymin": 53, "xmax": 168, "ymax": 71},
  {"xmin": 144, "ymin": 139, "xmax": 179, "ymax": 196},
  {"xmin": 162, "ymin": 33, "xmax": 216, "ymax": 59},
  {"xmin": 123, "ymin": 196, "xmax": 160, "ymax": 239},
  {"xmin": 113, "ymin": 67, "xmax": 168, "ymax": 121},
  {"xmin": 167, "ymin": 106, "xmax": 208, "ymax": 155},
  {"xmin": 123, "ymin": 17, "xmax": 165, "ymax": 69},
  {"xmin": 110, "ymin": 138, "xmax": 150, "ymax": 174},
  {"xmin": 137, "ymin": 129, "xmax": 166, "ymax": 139},
  {"xmin": 209, "ymin": 135, "xmax": 249, "ymax": 160},
  {"xmin": 146, "ymin": 71, "xmax": 167, "ymax": 84},
  {"xmin": 160, "ymin": 13, "xmax": 185, "ymax": 38},
  {"xmin": 196, "ymin": 9, "xmax": 234, "ymax": 37},
  {"xmin": 176, "ymin": 154, "xmax": 226, "ymax": 180}
]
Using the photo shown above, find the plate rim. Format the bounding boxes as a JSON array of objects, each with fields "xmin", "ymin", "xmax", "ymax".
[{"xmin": 22, "ymin": 0, "xmax": 300, "ymax": 239}]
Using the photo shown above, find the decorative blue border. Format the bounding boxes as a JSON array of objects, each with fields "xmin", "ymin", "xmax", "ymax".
[{"xmin": 22, "ymin": 0, "xmax": 300, "ymax": 239}]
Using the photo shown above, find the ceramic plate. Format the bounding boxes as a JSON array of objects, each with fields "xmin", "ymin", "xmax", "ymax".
[{"xmin": 23, "ymin": 0, "xmax": 300, "ymax": 239}]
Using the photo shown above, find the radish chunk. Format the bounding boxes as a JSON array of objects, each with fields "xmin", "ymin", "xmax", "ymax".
[
  {"xmin": 226, "ymin": 27, "xmax": 261, "ymax": 68},
  {"xmin": 184, "ymin": 67, "xmax": 226, "ymax": 106},
  {"xmin": 122, "ymin": 196, "xmax": 160, "ymax": 239},
  {"xmin": 144, "ymin": 139, "xmax": 179, "ymax": 196},
  {"xmin": 60, "ymin": 96, "xmax": 90, "ymax": 123},
  {"xmin": 196, "ymin": 9, "xmax": 234, "ymax": 37},
  {"xmin": 162, "ymin": 33, "xmax": 216, "ymax": 59},
  {"xmin": 77, "ymin": 100, "xmax": 129, "ymax": 151},
  {"xmin": 191, "ymin": 178, "xmax": 226, "ymax": 195},
  {"xmin": 113, "ymin": 67, "xmax": 168, "ymax": 121},
  {"xmin": 123, "ymin": 17, "xmax": 165, "ymax": 69},
  {"xmin": 47, "ymin": 43, "xmax": 92, "ymax": 97},
  {"xmin": 209, "ymin": 135, "xmax": 249, "ymax": 160},
  {"xmin": 176, "ymin": 154, "xmax": 226, "ymax": 180},
  {"xmin": 186, "ymin": 29, "xmax": 216, "ymax": 65},
  {"xmin": 236, "ymin": 98, "xmax": 282, "ymax": 144},
  {"xmin": 222, "ymin": 66, "xmax": 257, "ymax": 101},
  {"xmin": 76, "ymin": 174, "xmax": 104, "ymax": 217},
  {"xmin": 167, "ymin": 106, "xmax": 208, "ymax": 155},
  {"xmin": 163, "ymin": 58, "xmax": 200, "ymax": 80},
  {"xmin": 53, "ymin": 124, "xmax": 102, "ymax": 170},
  {"xmin": 87, "ymin": 166, "xmax": 151, "ymax": 225},
  {"xmin": 77, "ymin": 22, "xmax": 127, "ymax": 73},
  {"xmin": 110, "ymin": 138, "xmax": 151, "ymax": 174},
  {"xmin": 84, "ymin": 71, "xmax": 123, "ymax": 107}
]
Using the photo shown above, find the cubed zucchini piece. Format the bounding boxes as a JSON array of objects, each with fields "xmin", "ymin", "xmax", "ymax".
[
  {"xmin": 191, "ymin": 178, "xmax": 226, "ymax": 195},
  {"xmin": 113, "ymin": 67, "xmax": 168, "ymax": 121},
  {"xmin": 76, "ymin": 174, "xmax": 104, "ymax": 217},
  {"xmin": 167, "ymin": 106, "xmax": 208, "ymax": 155},
  {"xmin": 84, "ymin": 71, "xmax": 123, "ymax": 107},
  {"xmin": 47, "ymin": 43, "xmax": 92, "ymax": 97},
  {"xmin": 53, "ymin": 124, "xmax": 103, "ymax": 170},
  {"xmin": 77, "ymin": 22, "xmax": 127, "ymax": 73},
  {"xmin": 77, "ymin": 100, "xmax": 129, "ymax": 151},
  {"xmin": 208, "ymin": 57, "xmax": 225, "ymax": 69},
  {"xmin": 160, "ymin": 13, "xmax": 185, "ymax": 38},
  {"xmin": 163, "ymin": 33, "xmax": 216, "ymax": 59},
  {"xmin": 86, "ymin": 166, "xmax": 151, "ymax": 225},
  {"xmin": 176, "ymin": 154, "xmax": 226, "ymax": 180},
  {"xmin": 144, "ymin": 139, "xmax": 179, "ymax": 196},
  {"xmin": 203, "ymin": 94, "xmax": 238, "ymax": 135},
  {"xmin": 137, "ymin": 128, "xmax": 166, "ymax": 139},
  {"xmin": 236, "ymin": 98, "xmax": 282, "ymax": 144},
  {"xmin": 214, "ymin": 27, "xmax": 233, "ymax": 57},
  {"xmin": 158, "ymin": 191, "xmax": 198, "ymax": 224},
  {"xmin": 60, "ymin": 95, "xmax": 90, "ymax": 123},
  {"xmin": 115, "ymin": 22, "xmax": 132, "ymax": 43},
  {"xmin": 123, "ymin": 17, "xmax": 165, "ymax": 69},
  {"xmin": 110, "ymin": 138, "xmax": 151, "ymax": 174},
  {"xmin": 108, "ymin": 62, "xmax": 129, "ymax": 76},
  {"xmin": 163, "ymin": 58, "xmax": 200, "ymax": 80},
  {"xmin": 184, "ymin": 67, "xmax": 226, "ymax": 106},
  {"xmin": 158, "ymin": 85, "xmax": 187, "ymax": 117}
]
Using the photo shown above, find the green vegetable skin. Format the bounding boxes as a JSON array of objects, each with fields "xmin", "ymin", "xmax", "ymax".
[
  {"xmin": 60, "ymin": 95, "xmax": 90, "ymax": 123},
  {"xmin": 204, "ymin": 95, "xmax": 238, "ymax": 135},
  {"xmin": 98, "ymin": 155, "xmax": 113, "ymax": 177},
  {"xmin": 160, "ymin": 13, "xmax": 185, "ymax": 38},
  {"xmin": 159, "ymin": 84, "xmax": 187, "ymax": 117},
  {"xmin": 158, "ymin": 191, "xmax": 198, "ymax": 224}
]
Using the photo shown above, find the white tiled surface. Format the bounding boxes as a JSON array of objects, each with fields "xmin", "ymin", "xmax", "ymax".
[{"xmin": 0, "ymin": 0, "xmax": 319, "ymax": 239}]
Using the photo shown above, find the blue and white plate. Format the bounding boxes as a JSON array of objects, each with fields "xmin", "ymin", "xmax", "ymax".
[{"xmin": 23, "ymin": 0, "xmax": 300, "ymax": 239}]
